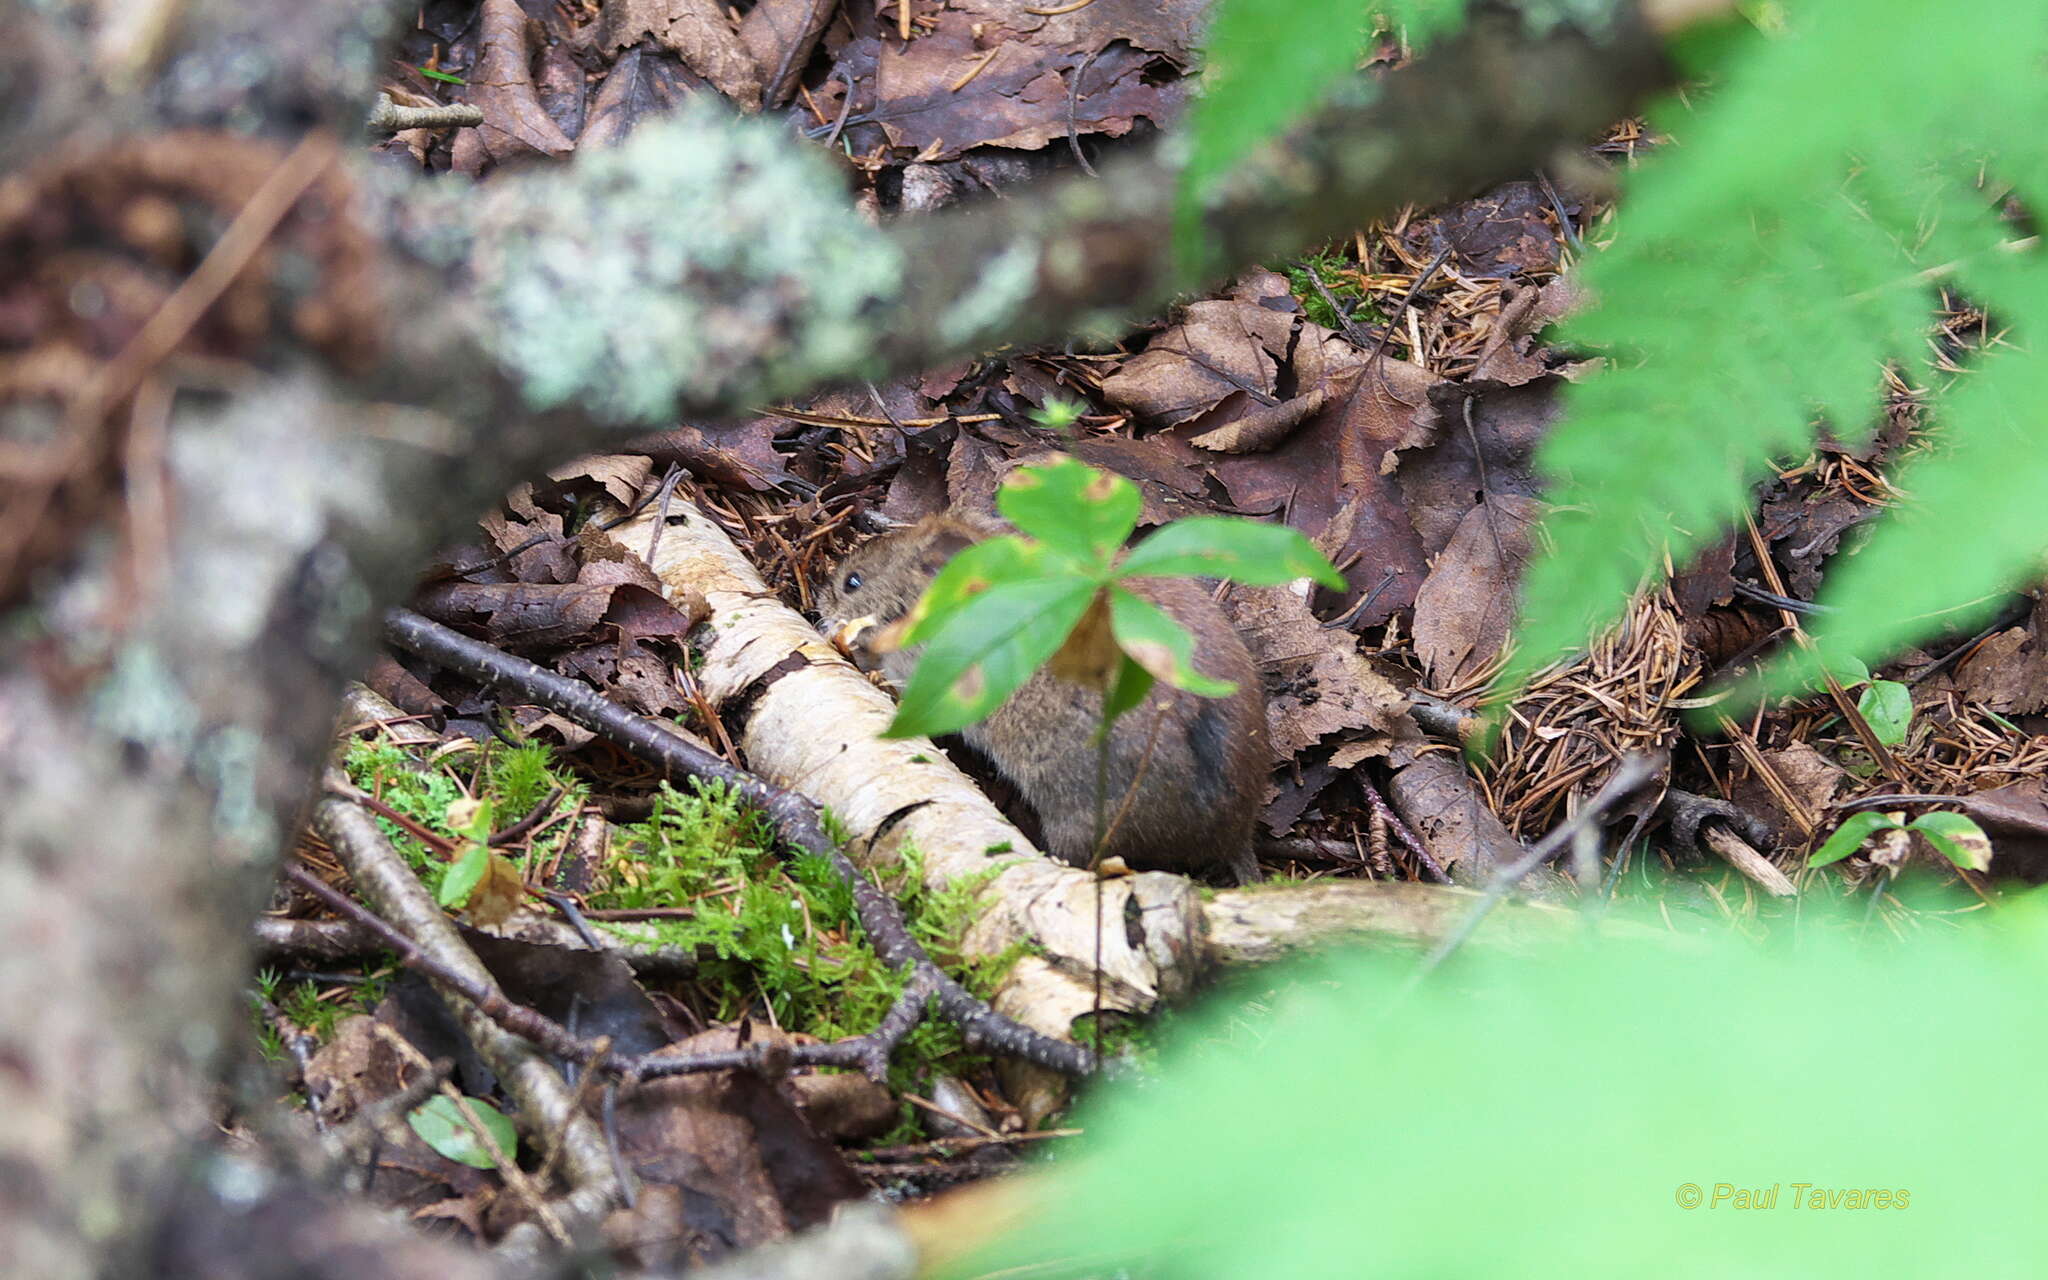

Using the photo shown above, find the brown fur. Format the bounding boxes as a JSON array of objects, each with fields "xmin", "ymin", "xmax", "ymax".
[{"xmin": 815, "ymin": 514, "xmax": 1269, "ymax": 883}]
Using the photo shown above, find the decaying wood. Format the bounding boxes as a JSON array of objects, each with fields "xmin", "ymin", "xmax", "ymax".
[
  {"xmin": 1701, "ymin": 823, "xmax": 1798, "ymax": 897},
  {"xmin": 1202, "ymin": 880, "xmax": 1670, "ymax": 966}
]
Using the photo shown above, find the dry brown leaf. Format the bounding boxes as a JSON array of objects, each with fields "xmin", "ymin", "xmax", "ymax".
[
  {"xmin": 464, "ymin": 0, "xmax": 575, "ymax": 169},
  {"xmin": 1948, "ymin": 596, "xmax": 2048, "ymax": 713},
  {"xmin": 1385, "ymin": 749, "xmax": 1518, "ymax": 882},
  {"xmin": 1412, "ymin": 494, "xmax": 1542, "ymax": 688},
  {"xmin": 580, "ymin": 44, "xmax": 710, "ymax": 151},
  {"xmin": 1398, "ymin": 378, "xmax": 1561, "ymax": 560},
  {"xmin": 737, "ymin": 0, "xmax": 835, "ymax": 108},
  {"xmin": 863, "ymin": 7, "xmax": 1188, "ymax": 161},
  {"xmin": 1227, "ymin": 584, "xmax": 1410, "ymax": 761},
  {"xmin": 1100, "ymin": 296, "xmax": 1293, "ymax": 427},
  {"xmin": 599, "ymin": 0, "xmax": 764, "ymax": 110}
]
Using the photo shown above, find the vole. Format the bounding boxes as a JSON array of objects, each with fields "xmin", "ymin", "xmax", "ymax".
[{"xmin": 814, "ymin": 514, "xmax": 1269, "ymax": 884}]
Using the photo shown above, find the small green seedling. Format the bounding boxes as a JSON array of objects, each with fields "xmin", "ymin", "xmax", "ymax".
[
  {"xmin": 1808, "ymin": 809, "xmax": 1992, "ymax": 873},
  {"xmin": 881, "ymin": 458, "xmax": 1344, "ymax": 739},
  {"xmin": 436, "ymin": 798, "xmax": 497, "ymax": 910},
  {"xmin": 1029, "ymin": 397, "xmax": 1088, "ymax": 432},
  {"xmin": 1825, "ymin": 653, "xmax": 1915, "ymax": 749}
]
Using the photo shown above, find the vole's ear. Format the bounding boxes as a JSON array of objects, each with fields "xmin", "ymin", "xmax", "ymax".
[{"xmin": 915, "ymin": 517, "xmax": 981, "ymax": 572}]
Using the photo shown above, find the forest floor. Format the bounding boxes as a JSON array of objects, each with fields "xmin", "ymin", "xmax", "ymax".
[{"xmin": 242, "ymin": 0, "xmax": 2041, "ymax": 1266}]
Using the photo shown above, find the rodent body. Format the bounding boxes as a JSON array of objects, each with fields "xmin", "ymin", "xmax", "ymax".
[{"xmin": 815, "ymin": 514, "xmax": 1269, "ymax": 883}]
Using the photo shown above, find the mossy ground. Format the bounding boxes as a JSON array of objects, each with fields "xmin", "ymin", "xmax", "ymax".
[{"xmin": 267, "ymin": 729, "xmax": 1028, "ymax": 1109}]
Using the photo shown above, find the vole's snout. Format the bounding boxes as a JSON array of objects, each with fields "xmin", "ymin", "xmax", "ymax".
[
  {"xmin": 827, "ymin": 615, "xmax": 891, "ymax": 674},
  {"xmin": 828, "ymin": 615, "xmax": 877, "ymax": 654}
]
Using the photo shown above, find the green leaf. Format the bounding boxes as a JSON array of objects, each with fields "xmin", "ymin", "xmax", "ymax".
[
  {"xmin": 1796, "ymin": 341, "xmax": 2048, "ymax": 681},
  {"xmin": 950, "ymin": 912, "xmax": 2048, "ymax": 1279},
  {"xmin": 1807, "ymin": 809, "xmax": 1901, "ymax": 868},
  {"xmin": 1118, "ymin": 517, "xmax": 1346, "ymax": 589},
  {"xmin": 1508, "ymin": 0, "xmax": 2048, "ymax": 691},
  {"xmin": 885, "ymin": 578, "xmax": 1097, "ymax": 738},
  {"xmin": 407, "ymin": 1095, "xmax": 517, "ymax": 1169},
  {"xmin": 996, "ymin": 459, "xmax": 1139, "ymax": 572},
  {"xmin": 1108, "ymin": 587, "xmax": 1237, "ymax": 697},
  {"xmin": 1908, "ymin": 812, "xmax": 1993, "ymax": 873},
  {"xmin": 895, "ymin": 535, "xmax": 1047, "ymax": 649},
  {"xmin": 1856, "ymin": 679, "xmax": 1913, "ymax": 747},
  {"xmin": 418, "ymin": 66, "xmax": 467, "ymax": 85},
  {"xmin": 1100, "ymin": 654, "xmax": 1157, "ymax": 730},
  {"xmin": 438, "ymin": 842, "xmax": 491, "ymax": 908},
  {"xmin": 1824, "ymin": 652, "xmax": 1872, "ymax": 686}
]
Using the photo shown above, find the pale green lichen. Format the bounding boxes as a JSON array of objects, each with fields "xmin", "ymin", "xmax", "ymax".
[
  {"xmin": 938, "ymin": 239, "xmax": 1041, "ymax": 347},
  {"xmin": 472, "ymin": 100, "xmax": 904, "ymax": 423},
  {"xmin": 91, "ymin": 643, "xmax": 200, "ymax": 756}
]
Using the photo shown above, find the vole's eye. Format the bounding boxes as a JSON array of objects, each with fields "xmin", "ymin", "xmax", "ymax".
[{"xmin": 843, "ymin": 572, "xmax": 863, "ymax": 593}]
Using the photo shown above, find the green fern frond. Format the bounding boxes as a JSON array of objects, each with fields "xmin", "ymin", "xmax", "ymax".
[{"xmin": 1514, "ymin": 0, "xmax": 2048, "ymax": 690}]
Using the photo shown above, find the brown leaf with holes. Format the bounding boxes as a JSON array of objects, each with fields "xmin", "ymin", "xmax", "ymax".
[
  {"xmin": 462, "ymin": 0, "xmax": 575, "ymax": 171},
  {"xmin": 599, "ymin": 0, "xmax": 764, "ymax": 110},
  {"xmin": 1385, "ymin": 748, "xmax": 1518, "ymax": 882},
  {"xmin": 1470, "ymin": 279, "xmax": 1583, "ymax": 386},
  {"xmin": 1756, "ymin": 489, "xmax": 1876, "ymax": 600},
  {"xmin": 1412, "ymin": 495, "xmax": 1542, "ymax": 688},
  {"xmin": 1227, "ymin": 584, "xmax": 1410, "ymax": 762},
  {"xmin": 479, "ymin": 484, "xmax": 577, "ymax": 583}
]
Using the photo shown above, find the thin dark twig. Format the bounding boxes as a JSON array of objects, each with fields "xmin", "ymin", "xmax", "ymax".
[
  {"xmin": 489, "ymin": 786, "xmax": 566, "ymax": 847},
  {"xmin": 1412, "ymin": 754, "xmax": 1660, "ymax": 980},
  {"xmin": 1357, "ymin": 773, "xmax": 1449, "ymax": 883},
  {"xmin": 290, "ymin": 852, "xmax": 958, "ymax": 1084},
  {"xmin": 1322, "ymin": 568, "xmax": 1399, "ymax": 631},
  {"xmin": 382, "ymin": 607, "xmax": 1094, "ymax": 1077},
  {"xmin": 1536, "ymin": 170, "xmax": 1582, "ymax": 254},
  {"xmin": 251, "ymin": 994, "xmax": 328, "ymax": 1132},
  {"xmin": 865, "ymin": 380, "xmax": 909, "ymax": 432},
  {"xmin": 1463, "ymin": 394, "xmax": 1511, "ymax": 573},
  {"xmin": 1305, "ymin": 262, "xmax": 1375, "ymax": 349},
  {"xmin": 1729, "ymin": 579, "xmax": 1832, "ymax": 616},
  {"xmin": 824, "ymin": 75, "xmax": 856, "ymax": 150},
  {"xmin": 1364, "ymin": 243, "xmax": 1454, "ymax": 380},
  {"xmin": 1904, "ymin": 597, "xmax": 2031, "ymax": 687},
  {"xmin": 542, "ymin": 892, "xmax": 609, "ymax": 949},
  {"xmin": 1066, "ymin": 45, "xmax": 1105, "ymax": 177},
  {"xmin": 642, "ymin": 463, "xmax": 686, "ymax": 566},
  {"xmin": 1832, "ymin": 793, "xmax": 1968, "ymax": 811}
]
